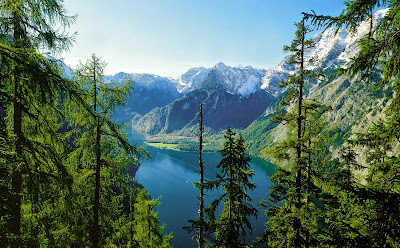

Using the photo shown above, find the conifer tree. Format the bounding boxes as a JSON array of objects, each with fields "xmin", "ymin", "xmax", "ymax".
[
  {"xmin": 0, "ymin": 0, "xmax": 76, "ymax": 244},
  {"xmin": 206, "ymin": 129, "xmax": 257, "ymax": 247},
  {"xmin": 66, "ymin": 54, "xmax": 147, "ymax": 247},
  {"xmin": 303, "ymin": 2, "xmax": 400, "ymax": 246},
  {"xmin": 266, "ymin": 19, "xmax": 312, "ymax": 247},
  {"xmin": 262, "ymin": 19, "xmax": 332, "ymax": 247},
  {"xmin": 197, "ymin": 103, "xmax": 205, "ymax": 248},
  {"xmin": 186, "ymin": 103, "xmax": 212, "ymax": 247},
  {"xmin": 132, "ymin": 189, "xmax": 172, "ymax": 248}
]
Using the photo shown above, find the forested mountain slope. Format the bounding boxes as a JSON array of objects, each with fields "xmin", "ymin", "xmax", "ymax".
[{"xmin": 243, "ymin": 9, "xmax": 391, "ymax": 164}]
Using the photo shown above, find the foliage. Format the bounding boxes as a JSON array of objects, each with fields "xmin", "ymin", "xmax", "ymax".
[
  {"xmin": 0, "ymin": 1, "xmax": 171, "ymax": 247},
  {"xmin": 262, "ymin": 18, "xmax": 333, "ymax": 248},
  {"xmin": 299, "ymin": 1, "xmax": 400, "ymax": 247},
  {"xmin": 2, "ymin": 0, "xmax": 400, "ymax": 247},
  {"xmin": 131, "ymin": 189, "xmax": 172, "ymax": 248},
  {"xmin": 204, "ymin": 129, "xmax": 257, "ymax": 247}
]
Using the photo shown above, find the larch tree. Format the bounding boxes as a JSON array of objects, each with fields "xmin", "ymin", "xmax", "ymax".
[
  {"xmin": 0, "ymin": 0, "xmax": 76, "ymax": 245},
  {"xmin": 132, "ymin": 189, "xmax": 172, "ymax": 248},
  {"xmin": 66, "ymin": 54, "xmax": 147, "ymax": 247},
  {"xmin": 263, "ymin": 19, "xmax": 331, "ymax": 247},
  {"xmin": 265, "ymin": 19, "xmax": 313, "ymax": 247}
]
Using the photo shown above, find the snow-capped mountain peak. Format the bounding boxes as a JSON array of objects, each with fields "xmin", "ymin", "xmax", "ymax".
[
  {"xmin": 210, "ymin": 63, "xmax": 266, "ymax": 97},
  {"xmin": 177, "ymin": 67, "xmax": 211, "ymax": 93},
  {"xmin": 178, "ymin": 62, "xmax": 266, "ymax": 97},
  {"xmin": 261, "ymin": 8, "xmax": 388, "ymax": 96}
]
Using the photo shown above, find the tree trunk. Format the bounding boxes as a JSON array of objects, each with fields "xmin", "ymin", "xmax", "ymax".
[
  {"xmin": 294, "ymin": 19, "xmax": 305, "ymax": 248},
  {"xmin": 305, "ymin": 120, "xmax": 312, "ymax": 248},
  {"xmin": 10, "ymin": 13, "xmax": 23, "ymax": 245},
  {"xmin": 228, "ymin": 141, "xmax": 234, "ymax": 243},
  {"xmin": 93, "ymin": 67, "xmax": 101, "ymax": 248},
  {"xmin": 11, "ymin": 75, "xmax": 22, "ymax": 244},
  {"xmin": 198, "ymin": 103, "xmax": 204, "ymax": 248}
]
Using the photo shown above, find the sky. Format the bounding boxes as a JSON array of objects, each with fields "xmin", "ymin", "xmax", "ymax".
[{"xmin": 60, "ymin": 0, "xmax": 346, "ymax": 77}]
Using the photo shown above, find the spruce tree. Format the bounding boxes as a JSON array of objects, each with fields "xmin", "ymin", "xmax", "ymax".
[{"xmin": 206, "ymin": 129, "xmax": 257, "ymax": 247}]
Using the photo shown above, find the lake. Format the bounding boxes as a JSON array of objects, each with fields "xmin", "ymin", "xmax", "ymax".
[{"xmin": 135, "ymin": 144, "xmax": 276, "ymax": 248}]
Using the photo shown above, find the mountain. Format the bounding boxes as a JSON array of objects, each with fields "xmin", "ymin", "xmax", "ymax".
[
  {"xmin": 260, "ymin": 9, "xmax": 387, "ymax": 96},
  {"xmin": 209, "ymin": 62, "xmax": 267, "ymax": 97},
  {"xmin": 177, "ymin": 67, "xmax": 211, "ymax": 93},
  {"xmin": 125, "ymin": 9, "xmax": 389, "ymax": 156},
  {"xmin": 243, "ymin": 9, "xmax": 391, "ymax": 166},
  {"xmin": 132, "ymin": 63, "xmax": 272, "ymax": 135},
  {"xmin": 105, "ymin": 72, "xmax": 182, "ymax": 123},
  {"xmin": 129, "ymin": 7, "xmax": 382, "ymax": 137},
  {"xmin": 176, "ymin": 62, "xmax": 267, "ymax": 96}
]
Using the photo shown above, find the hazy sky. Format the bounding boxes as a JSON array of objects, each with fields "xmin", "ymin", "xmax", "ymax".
[{"xmin": 60, "ymin": 0, "xmax": 345, "ymax": 77}]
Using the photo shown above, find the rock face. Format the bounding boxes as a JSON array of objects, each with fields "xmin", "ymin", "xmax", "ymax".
[
  {"xmin": 260, "ymin": 9, "xmax": 388, "ymax": 96},
  {"xmin": 118, "ymin": 10, "xmax": 390, "ymax": 138},
  {"xmin": 133, "ymin": 67, "xmax": 273, "ymax": 135},
  {"xmin": 177, "ymin": 67, "xmax": 211, "ymax": 93},
  {"xmin": 243, "ymin": 9, "xmax": 392, "ymax": 162}
]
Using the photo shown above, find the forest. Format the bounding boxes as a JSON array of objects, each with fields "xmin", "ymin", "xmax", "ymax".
[{"xmin": 0, "ymin": 0, "xmax": 400, "ymax": 247}]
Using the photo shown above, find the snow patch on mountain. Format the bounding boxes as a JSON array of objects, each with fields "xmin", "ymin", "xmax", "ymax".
[
  {"xmin": 238, "ymin": 75, "xmax": 261, "ymax": 97},
  {"xmin": 177, "ymin": 62, "xmax": 266, "ymax": 97},
  {"xmin": 337, "ymin": 8, "xmax": 387, "ymax": 63},
  {"xmin": 260, "ymin": 28, "xmax": 351, "ymax": 95},
  {"xmin": 261, "ymin": 56, "xmax": 294, "ymax": 96},
  {"xmin": 305, "ymin": 28, "xmax": 349, "ymax": 69},
  {"xmin": 177, "ymin": 67, "xmax": 211, "ymax": 93},
  {"xmin": 261, "ymin": 9, "xmax": 388, "ymax": 95},
  {"xmin": 211, "ymin": 62, "xmax": 266, "ymax": 97}
]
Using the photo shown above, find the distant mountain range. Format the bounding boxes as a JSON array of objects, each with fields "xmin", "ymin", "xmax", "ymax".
[
  {"xmin": 108, "ymin": 9, "xmax": 390, "ymax": 163},
  {"xmin": 132, "ymin": 66, "xmax": 273, "ymax": 135},
  {"xmin": 104, "ymin": 73, "xmax": 182, "ymax": 123},
  {"xmin": 109, "ymin": 61, "xmax": 271, "ymax": 132}
]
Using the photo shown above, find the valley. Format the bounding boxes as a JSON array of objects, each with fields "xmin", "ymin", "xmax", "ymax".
[
  {"xmin": 2, "ymin": 1, "xmax": 400, "ymax": 247},
  {"xmin": 113, "ymin": 9, "xmax": 390, "ymax": 163}
]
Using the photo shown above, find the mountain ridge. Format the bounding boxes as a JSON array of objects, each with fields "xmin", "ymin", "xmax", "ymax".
[{"xmin": 111, "ymin": 9, "xmax": 390, "ymax": 162}]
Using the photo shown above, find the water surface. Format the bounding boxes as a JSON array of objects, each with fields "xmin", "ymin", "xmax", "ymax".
[{"xmin": 135, "ymin": 145, "xmax": 275, "ymax": 247}]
